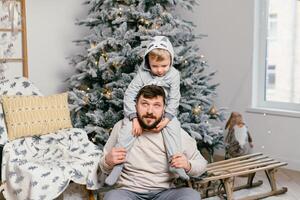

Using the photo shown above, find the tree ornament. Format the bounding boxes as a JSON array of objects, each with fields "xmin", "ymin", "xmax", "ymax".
[
  {"xmin": 144, "ymin": 19, "xmax": 150, "ymax": 26},
  {"xmin": 153, "ymin": 23, "xmax": 161, "ymax": 29},
  {"xmin": 78, "ymin": 84, "xmax": 90, "ymax": 92},
  {"xmin": 83, "ymin": 94, "xmax": 89, "ymax": 104},
  {"xmin": 138, "ymin": 18, "xmax": 145, "ymax": 24},
  {"xmin": 112, "ymin": 61, "xmax": 120, "ymax": 69},
  {"xmin": 192, "ymin": 105, "xmax": 202, "ymax": 115},
  {"xmin": 90, "ymin": 42, "xmax": 96, "ymax": 49},
  {"xmin": 103, "ymin": 88, "xmax": 112, "ymax": 99},
  {"xmin": 101, "ymin": 52, "xmax": 109, "ymax": 62},
  {"xmin": 209, "ymin": 105, "xmax": 218, "ymax": 115}
]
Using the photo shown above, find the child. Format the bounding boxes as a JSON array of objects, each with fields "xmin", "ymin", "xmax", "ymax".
[
  {"xmin": 105, "ymin": 36, "xmax": 189, "ymax": 186},
  {"xmin": 224, "ymin": 112, "xmax": 253, "ymax": 159}
]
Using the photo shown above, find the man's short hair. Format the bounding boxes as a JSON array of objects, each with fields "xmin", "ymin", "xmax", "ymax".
[{"xmin": 135, "ymin": 85, "xmax": 166, "ymax": 105}]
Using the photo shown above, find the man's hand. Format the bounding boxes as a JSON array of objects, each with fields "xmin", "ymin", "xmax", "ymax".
[
  {"xmin": 152, "ymin": 118, "xmax": 170, "ymax": 133},
  {"xmin": 105, "ymin": 147, "xmax": 127, "ymax": 168},
  {"xmin": 170, "ymin": 153, "xmax": 191, "ymax": 172},
  {"xmin": 132, "ymin": 118, "xmax": 143, "ymax": 136}
]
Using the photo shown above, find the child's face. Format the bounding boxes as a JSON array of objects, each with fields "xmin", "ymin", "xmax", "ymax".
[{"xmin": 148, "ymin": 56, "xmax": 171, "ymax": 77}]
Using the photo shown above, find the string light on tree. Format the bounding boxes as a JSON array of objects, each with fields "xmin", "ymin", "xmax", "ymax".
[{"xmin": 117, "ymin": 7, "xmax": 123, "ymax": 16}]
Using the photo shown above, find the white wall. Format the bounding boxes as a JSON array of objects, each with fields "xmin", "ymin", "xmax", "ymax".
[
  {"xmin": 23, "ymin": 1, "xmax": 299, "ymax": 170},
  {"xmin": 178, "ymin": 0, "xmax": 300, "ymax": 171},
  {"xmin": 26, "ymin": 0, "xmax": 87, "ymax": 95}
]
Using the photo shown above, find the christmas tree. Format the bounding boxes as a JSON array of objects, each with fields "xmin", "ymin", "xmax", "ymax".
[{"xmin": 68, "ymin": 0, "xmax": 225, "ymax": 161}]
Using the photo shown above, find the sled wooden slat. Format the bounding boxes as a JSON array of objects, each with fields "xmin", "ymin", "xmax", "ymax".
[{"xmin": 191, "ymin": 153, "xmax": 288, "ymax": 200}]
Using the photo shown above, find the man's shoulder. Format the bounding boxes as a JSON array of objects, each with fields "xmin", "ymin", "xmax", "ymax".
[
  {"xmin": 111, "ymin": 120, "xmax": 123, "ymax": 135},
  {"xmin": 115, "ymin": 120, "xmax": 123, "ymax": 127}
]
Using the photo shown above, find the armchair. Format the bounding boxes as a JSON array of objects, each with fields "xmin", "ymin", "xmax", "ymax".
[{"xmin": 0, "ymin": 77, "xmax": 102, "ymax": 200}]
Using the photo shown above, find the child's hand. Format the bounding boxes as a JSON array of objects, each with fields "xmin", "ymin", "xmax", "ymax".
[
  {"xmin": 152, "ymin": 118, "xmax": 170, "ymax": 133},
  {"xmin": 132, "ymin": 118, "xmax": 143, "ymax": 136}
]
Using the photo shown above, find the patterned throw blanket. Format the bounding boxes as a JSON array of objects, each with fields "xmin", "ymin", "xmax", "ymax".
[{"xmin": 1, "ymin": 128, "xmax": 102, "ymax": 200}]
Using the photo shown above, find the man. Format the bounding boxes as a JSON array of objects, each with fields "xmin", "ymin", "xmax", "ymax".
[{"xmin": 99, "ymin": 85, "xmax": 207, "ymax": 200}]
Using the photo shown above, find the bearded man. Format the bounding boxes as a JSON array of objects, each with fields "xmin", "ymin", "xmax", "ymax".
[{"xmin": 99, "ymin": 85, "xmax": 207, "ymax": 200}]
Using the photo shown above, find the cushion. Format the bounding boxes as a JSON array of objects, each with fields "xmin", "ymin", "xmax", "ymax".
[
  {"xmin": 1, "ymin": 92, "xmax": 73, "ymax": 140},
  {"xmin": 0, "ymin": 77, "xmax": 42, "ymax": 144}
]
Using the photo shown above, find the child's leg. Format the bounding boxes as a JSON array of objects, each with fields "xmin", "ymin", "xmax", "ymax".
[
  {"xmin": 161, "ymin": 117, "xmax": 189, "ymax": 180},
  {"xmin": 105, "ymin": 118, "xmax": 135, "ymax": 185}
]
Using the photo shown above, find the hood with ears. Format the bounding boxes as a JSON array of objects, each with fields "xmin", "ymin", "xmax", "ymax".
[{"xmin": 142, "ymin": 36, "xmax": 174, "ymax": 71}]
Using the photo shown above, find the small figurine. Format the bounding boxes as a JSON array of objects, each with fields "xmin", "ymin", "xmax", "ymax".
[{"xmin": 224, "ymin": 112, "xmax": 253, "ymax": 159}]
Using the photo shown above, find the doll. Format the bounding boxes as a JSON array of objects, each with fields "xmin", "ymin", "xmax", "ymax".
[{"xmin": 224, "ymin": 112, "xmax": 253, "ymax": 159}]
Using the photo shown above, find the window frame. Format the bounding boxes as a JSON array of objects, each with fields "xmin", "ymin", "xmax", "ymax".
[{"xmin": 252, "ymin": 0, "xmax": 300, "ymax": 113}]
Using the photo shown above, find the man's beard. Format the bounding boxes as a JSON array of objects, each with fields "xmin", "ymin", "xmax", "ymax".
[{"xmin": 137, "ymin": 113, "xmax": 163, "ymax": 130}]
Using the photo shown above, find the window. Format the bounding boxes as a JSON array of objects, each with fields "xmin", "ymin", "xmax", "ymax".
[
  {"xmin": 266, "ymin": 65, "xmax": 276, "ymax": 90},
  {"xmin": 268, "ymin": 13, "xmax": 277, "ymax": 40},
  {"xmin": 254, "ymin": 0, "xmax": 300, "ymax": 112}
]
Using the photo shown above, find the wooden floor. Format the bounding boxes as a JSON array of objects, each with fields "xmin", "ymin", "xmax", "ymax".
[
  {"xmin": 205, "ymin": 168, "xmax": 300, "ymax": 200},
  {"xmin": 1, "ymin": 168, "xmax": 299, "ymax": 199}
]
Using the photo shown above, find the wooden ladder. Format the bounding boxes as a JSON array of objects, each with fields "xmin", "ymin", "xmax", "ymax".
[{"xmin": 0, "ymin": 0, "xmax": 28, "ymax": 77}]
